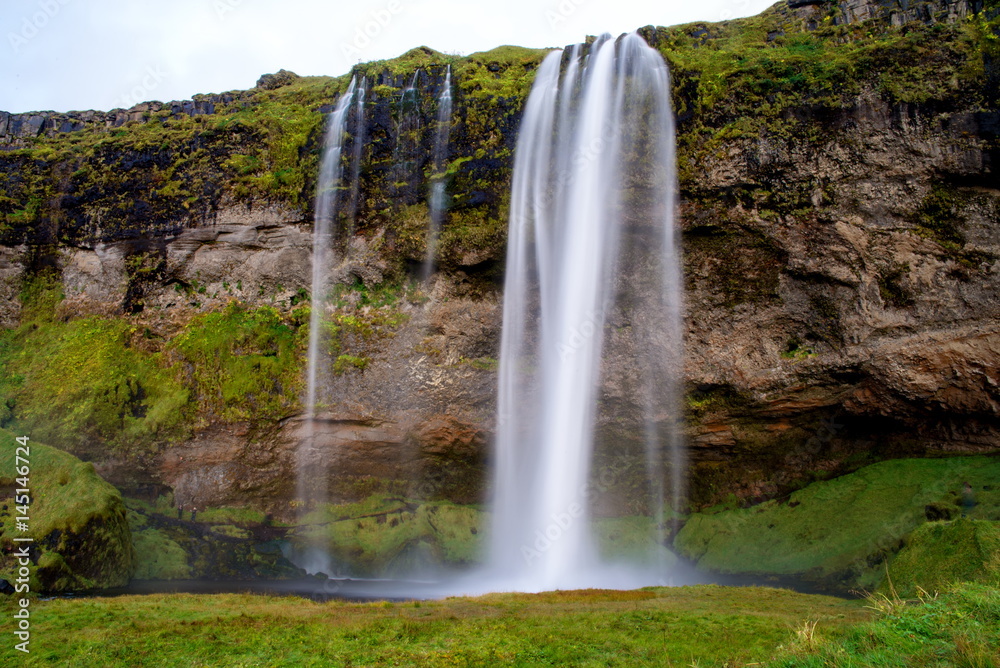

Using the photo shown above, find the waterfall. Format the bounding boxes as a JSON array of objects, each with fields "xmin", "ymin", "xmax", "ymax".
[
  {"xmin": 394, "ymin": 70, "xmax": 422, "ymax": 197},
  {"xmin": 346, "ymin": 77, "xmax": 367, "ymax": 244},
  {"xmin": 296, "ymin": 76, "xmax": 360, "ymax": 575},
  {"xmin": 487, "ymin": 33, "xmax": 682, "ymax": 592},
  {"xmin": 423, "ymin": 65, "xmax": 452, "ymax": 282}
]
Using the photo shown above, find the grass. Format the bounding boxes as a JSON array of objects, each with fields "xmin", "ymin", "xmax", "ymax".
[
  {"xmin": 766, "ymin": 583, "xmax": 1000, "ymax": 667},
  {"xmin": 0, "ymin": 585, "xmax": 867, "ymax": 666},
  {"xmin": 675, "ymin": 456, "xmax": 1000, "ymax": 591}
]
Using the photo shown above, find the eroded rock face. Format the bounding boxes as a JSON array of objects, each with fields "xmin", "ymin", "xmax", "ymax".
[
  {"xmin": 21, "ymin": 88, "xmax": 1000, "ymax": 513},
  {"xmin": 57, "ymin": 203, "xmax": 312, "ymax": 315},
  {"xmin": 789, "ymin": 0, "xmax": 987, "ymax": 25},
  {"xmin": 1, "ymin": 11, "xmax": 998, "ymax": 514},
  {"xmin": 0, "ymin": 246, "xmax": 25, "ymax": 328}
]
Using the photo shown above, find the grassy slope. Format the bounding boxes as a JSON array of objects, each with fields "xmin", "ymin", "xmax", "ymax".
[
  {"xmin": 0, "ymin": 586, "xmax": 865, "ymax": 666},
  {"xmin": 675, "ymin": 456, "xmax": 1000, "ymax": 590}
]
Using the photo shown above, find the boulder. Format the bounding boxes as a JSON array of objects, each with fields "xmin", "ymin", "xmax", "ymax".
[{"xmin": 0, "ymin": 431, "xmax": 135, "ymax": 591}]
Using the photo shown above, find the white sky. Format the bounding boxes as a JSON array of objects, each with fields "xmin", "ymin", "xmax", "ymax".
[{"xmin": 2, "ymin": 0, "xmax": 777, "ymax": 114}]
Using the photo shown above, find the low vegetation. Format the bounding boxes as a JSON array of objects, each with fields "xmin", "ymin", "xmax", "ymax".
[
  {"xmin": 767, "ymin": 583, "xmax": 1000, "ymax": 667},
  {"xmin": 0, "ymin": 585, "xmax": 868, "ymax": 666},
  {"xmin": 0, "ymin": 274, "xmax": 308, "ymax": 450}
]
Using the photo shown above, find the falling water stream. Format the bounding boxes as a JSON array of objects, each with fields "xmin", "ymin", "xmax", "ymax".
[
  {"xmin": 346, "ymin": 77, "xmax": 367, "ymax": 245},
  {"xmin": 297, "ymin": 77, "xmax": 360, "ymax": 574},
  {"xmin": 486, "ymin": 32, "xmax": 682, "ymax": 592},
  {"xmin": 423, "ymin": 65, "xmax": 453, "ymax": 281}
]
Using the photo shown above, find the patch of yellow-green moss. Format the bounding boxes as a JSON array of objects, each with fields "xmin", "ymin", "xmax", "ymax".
[{"xmin": 132, "ymin": 528, "xmax": 193, "ymax": 580}]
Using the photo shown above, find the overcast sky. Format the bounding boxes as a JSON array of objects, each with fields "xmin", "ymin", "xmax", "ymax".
[{"xmin": 3, "ymin": 0, "xmax": 776, "ymax": 114}]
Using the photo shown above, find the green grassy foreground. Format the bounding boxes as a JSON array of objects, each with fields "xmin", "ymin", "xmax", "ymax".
[
  {"xmin": 0, "ymin": 586, "xmax": 866, "ymax": 666},
  {"xmin": 3, "ymin": 583, "xmax": 997, "ymax": 666}
]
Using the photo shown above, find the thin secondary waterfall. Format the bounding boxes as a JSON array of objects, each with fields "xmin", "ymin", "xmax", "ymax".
[
  {"xmin": 346, "ymin": 77, "xmax": 367, "ymax": 243},
  {"xmin": 394, "ymin": 70, "xmax": 422, "ymax": 196},
  {"xmin": 488, "ymin": 33, "xmax": 682, "ymax": 592},
  {"xmin": 305, "ymin": 76, "xmax": 357, "ymax": 417},
  {"xmin": 297, "ymin": 76, "xmax": 359, "ymax": 574},
  {"xmin": 423, "ymin": 65, "xmax": 452, "ymax": 281}
]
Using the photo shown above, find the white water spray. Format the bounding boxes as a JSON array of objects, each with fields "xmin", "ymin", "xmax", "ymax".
[{"xmin": 486, "ymin": 33, "xmax": 683, "ymax": 592}]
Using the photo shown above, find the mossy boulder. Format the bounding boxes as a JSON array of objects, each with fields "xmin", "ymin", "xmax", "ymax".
[
  {"xmin": 132, "ymin": 528, "xmax": 193, "ymax": 580},
  {"xmin": 256, "ymin": 69, "xmax": 300, "ymax": 90},
  {"xmin": 674, "ymin": 456, "xmax": 1000, "ymax": 591},
  {"xmin": 293, "ymin": 496, "xmax": 486, "ymax": 577},
  {"xmin": 883, "ymin": 518, "xmax": 1000, "ymax": 597},
  {"xmin": 0, "ymin": 430, "xmax": 135, "ymax": 591},
  {"xmin": 126, "ymin": 496, "xmax": 303, "ymax": 580}
]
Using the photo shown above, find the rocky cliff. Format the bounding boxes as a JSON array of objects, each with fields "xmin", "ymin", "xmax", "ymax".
[{"xmin": 0, "ymin": 0, "xmax": 998, "ymax": 523}]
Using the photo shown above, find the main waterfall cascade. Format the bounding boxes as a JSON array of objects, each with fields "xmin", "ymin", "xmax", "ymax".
[{"xmin": 487, "ymin": 32, "xmax": 683, "ymax": 592}]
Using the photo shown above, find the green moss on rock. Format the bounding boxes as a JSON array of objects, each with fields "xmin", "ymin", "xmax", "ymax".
[
  {"xmin": 132, "ymin": 528, "xmax": 193, "ymax": 580},
  {"xmin": 0, "ymin": 430, "xmax": 136, "ymax": 591},
  {"xmin": 294, "ymin": 496, "xmax": 485, "ymax": 576},
  {"xmin": 675, "ymin": 456, "xmax": 1000, "ymax": 591},
  {"xmin": 0, "ymin": 273, "xmax": 189, "ymax": 450},
  {"xmin": 0, "ymin": 278, "xmax": 314, "ymax": 449},
  {"xmin": 169, "ymin": 302, "xmax": 305, "ymax": 423},
  {"xmin": 126, "ymin": 496, "xmax": 303, "ymax": 580},
  {"xmin": 883, "ymin": 519, "xmax": 1000, "ymax": 597}
]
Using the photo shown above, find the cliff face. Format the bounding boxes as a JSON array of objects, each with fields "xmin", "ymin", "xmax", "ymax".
[
  {"xmin": 0, "ymin": 2, "xmax": 998, "ymax": 515},
  {"xmin": 792, "ymin": 0, "xmax": 989, "ymax": 26}
]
